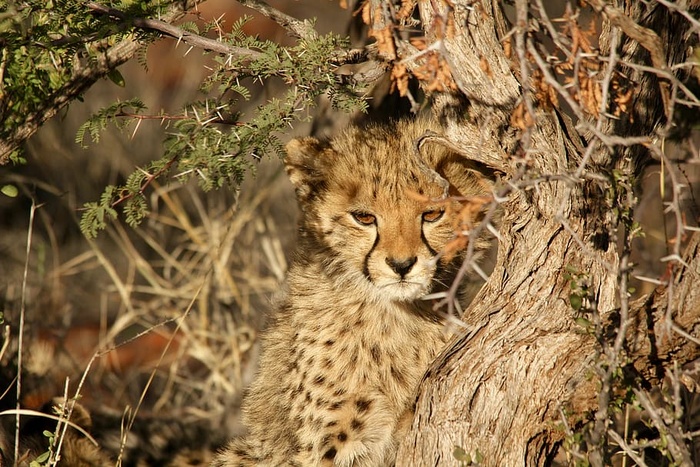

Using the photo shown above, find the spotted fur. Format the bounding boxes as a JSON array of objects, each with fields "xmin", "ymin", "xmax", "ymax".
[{"xmin": 213, "ymin": 118, "xmax": 492, "ymax": 467}]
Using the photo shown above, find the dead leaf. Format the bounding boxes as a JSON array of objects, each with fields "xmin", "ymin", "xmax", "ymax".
[
  {"xmin": 369, "ymin": 26, "xmax": 397, "ymax": 60},
  {"xmin": 391, "ymin": 62, "xmax": 410, "ymax": 96}
]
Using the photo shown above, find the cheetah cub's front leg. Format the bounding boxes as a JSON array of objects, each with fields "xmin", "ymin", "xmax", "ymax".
[{"xmin": 293, "ymin": 393, "xmax": 397, "ymax": 466}]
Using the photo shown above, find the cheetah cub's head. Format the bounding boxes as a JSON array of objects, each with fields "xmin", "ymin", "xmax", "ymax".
[{"xmin": 285, "ymin": 119, "xmax": 491, "ymax": 303}]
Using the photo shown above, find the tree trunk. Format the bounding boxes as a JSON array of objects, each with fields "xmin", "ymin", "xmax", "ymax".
[{"xmin": 397, "ymin": 1, "xmax": 700, "ymax": 465}]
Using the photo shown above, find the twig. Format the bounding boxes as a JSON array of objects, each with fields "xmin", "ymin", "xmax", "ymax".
[
  {"xmin": 236, "ymin": 0, "xmax": 318, "ymax": 41},
  {"xmin": 114, "ymin": 110, "xmax": 238, "ymax": 125},
  {"xmin": 670, "ymin": 321, "xmax": 700, "ymax": 346},
  {"xmin": 575, "ymin": 26, "xmax": 621, "ymax": 179},
  {"xmin": 115, "ymin": 277, "xmax": 203, "ymax": 464},
  {"xmin": 647, "ymin": 142, "xmax": 687, "ymax": 339},
  {"xmin": 616, "ymin": 59, "xmax": 700, "ymax": 107},
  {"xmin": 533, "ymin": 0, "xmax": 572, "ymax": 61},
  {"xmin": 0, "ymin": 326, "xmax": 10, "ymax": 363},
  {"xmin": 14, "ymin": 200, "xmax": 36, "ymax": 465},
  {"xmin": 607, "ymin": 429, "xmax": 647, "ymax": 467},
  {"xmin": 0, "ymin": 408, "xmax": 99, "ymax": 447},
  {"xmin": 109, "ymin": 154, "xmax": 179, "ymax": 209},
  {"xmin": 86, "ymin": 2, "xmax": 266, "ymax": 60},
  {"xmin": 589, "ymin": 239, "xmax": 632, "ymax": 464},
  {"xmin": 514, "ymin": 0, "xmax": 537, "ymax": 133},
  {"xmin": 654, "ymin": 0, "xmax": 700, "ymax": 34},
  {"xmin": 585, "ymin": 0, "xmax": 667, "ymax": 71},
  {"xmin": 526, "ymin": 41, "xmax": 585, "ymax": 120},
  {"xmin": 86, "ymin": 1, "xmax": 383, "ymax": 91},
  {"xmin": 51, "ymin": 382, "xmax": 72, "ymax": 466},
  {"xmin": 634, "ymin": 388, "xmax": 693, "ymax": 465},
  {"xmin": 434, "ymin": 162, "xmax": 527, "ymax": 316}
]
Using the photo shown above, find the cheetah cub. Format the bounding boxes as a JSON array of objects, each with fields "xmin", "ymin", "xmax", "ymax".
[{"xmin": 213, "ymin": 119, "xmax": 492, "ymax": 467}]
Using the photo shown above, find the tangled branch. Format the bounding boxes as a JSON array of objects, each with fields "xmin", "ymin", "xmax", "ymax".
[{"xmin": 86, "ymin": 2, "xmax": 267, "ymax": 60}]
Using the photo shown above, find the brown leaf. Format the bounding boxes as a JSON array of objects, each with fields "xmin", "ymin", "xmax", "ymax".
[
  {"xmin": 503, "ymin": 36, "xmax": 512, "ymax": 59},
  {"xmin": 412, "ymin": 51, "xmax": 457, "ymax": 93},
  {"xmin": 443, "ymin": 195, "xmax": 492, "ymax": 261},
  {"xmin": 410, "ymin": 37, "xmax": 428, "ymax": 51},
  {"xmin": 391, "ymin": 62, "xmax": 410, "ymax": 96},
  {"xmin": 510, "ymin": 101, "xmax": 535, "ymax": 130},
  {"xmin": 369, "ymin": 26, "xmax": 397, "ymax": 60},
  {"xmin": 397, "ymin": 0, "xmax": 416, "ymax": 20},
  {"xmin": 532, "ymin": 69, "xmax": 558, "ymax": 110}
]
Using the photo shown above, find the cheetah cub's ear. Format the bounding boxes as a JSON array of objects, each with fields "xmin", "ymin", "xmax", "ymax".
[
  {"xmin": 435, "ymin": 152, "xmax": 496, "ymax": 199},
  {"xmin": 284, "ymin": 137, "xmax": 330, "ymax": 202}
]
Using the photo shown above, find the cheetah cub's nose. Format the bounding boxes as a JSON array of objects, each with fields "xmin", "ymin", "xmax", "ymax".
[{"xmin": 386, "ymin": 256, "xmax": 418, "ymax": 277}]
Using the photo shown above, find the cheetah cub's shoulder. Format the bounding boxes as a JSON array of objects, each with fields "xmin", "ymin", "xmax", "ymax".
[{"xmin": 213, "ymin": 118, "xmax": 492, "ymax": 467}]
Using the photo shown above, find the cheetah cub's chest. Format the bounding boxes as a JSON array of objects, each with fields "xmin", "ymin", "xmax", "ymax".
[{"xmin": 213, "ymin": 119, "xmax": 490, "ymax": 467}]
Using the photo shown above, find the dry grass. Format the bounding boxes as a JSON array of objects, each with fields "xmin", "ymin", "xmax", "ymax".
[
  {"xmin": 0, "ymin": 154, "xmax": 296, "ymax": 464},
  {"xmin": 0, "ymin": 4, "xmax": 309, "ymax": 460}
]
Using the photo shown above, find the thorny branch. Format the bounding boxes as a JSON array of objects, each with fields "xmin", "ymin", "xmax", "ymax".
[
  {"xmin": 541, "ymin": 1, "xmax": 696, "ymax": 463},
  {"xmin": 0, "ymin": 0, "xmax": 205, "ymax": 165},
  {"xmin": 108, "ymin": 154, "xmax": 180, "ymax": 210},
  {"xmin": 86, "ymin": 2, "xmax": 267, "ymax": 60},
  {"xmin": 86, "ymin": 2, "xmax": 382, "ymax": 82},
  {"xmin": 0, "ymin": 0, "xmax": 386, "ymax": 165},
  {"xmin": 635, "ymin": 388, "xmax": 694, "ymax": 464}
]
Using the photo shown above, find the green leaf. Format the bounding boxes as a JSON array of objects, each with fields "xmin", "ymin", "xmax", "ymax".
[
  {"xmin": 1, "ymin": 184, "xmax": 18, "ymax": 197},
  {"xmin": 569, "ymin": 294, "xmax": 583, "ymax": 311},
  {"xmin": 453, "ymin": 446, "xmax": 471, "ymax": 463},
  {"xmin": 575, "ymin": 317, "xmax": 592, "ymax": 328},
  {"xmin": 107, "ymin": 68, "xmax": 126, "ymax": 87}
]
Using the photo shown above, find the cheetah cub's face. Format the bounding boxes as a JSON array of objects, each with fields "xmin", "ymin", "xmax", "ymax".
[{"xmin": 285, "ymin": 121, "xmax": 485, "ymax": 303}]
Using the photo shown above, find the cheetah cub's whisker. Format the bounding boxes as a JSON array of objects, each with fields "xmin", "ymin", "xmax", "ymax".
[{"xmin": 212, "ymin": 118, "xmax": 493, "ymax": 467}]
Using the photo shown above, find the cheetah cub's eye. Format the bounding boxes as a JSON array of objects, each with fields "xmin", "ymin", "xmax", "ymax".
[
  {"xmin": 351, "ymin": 212, "xmax": 376, "ymax": 226},
  {"xmin": 422, "ymin": 209, "xmax": 445, "ymax": 223}
]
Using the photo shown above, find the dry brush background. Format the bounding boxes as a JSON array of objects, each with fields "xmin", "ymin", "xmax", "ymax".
[{"xmin": 0, "ymin": 0, "xmax": 699, "ymax": 465}]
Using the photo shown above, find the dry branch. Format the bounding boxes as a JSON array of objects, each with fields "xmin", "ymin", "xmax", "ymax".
[
  {"xmin": 586, "ymin": 0, "xmax": 668, "ymax": 72},
  {"xmin": 235, "ymin": 0, "xmax": 319, "ymax": 41}
]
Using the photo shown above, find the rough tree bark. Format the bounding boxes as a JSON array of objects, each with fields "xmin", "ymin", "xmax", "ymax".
[{"xmin": 397, "ymin": 1, "xmax": 700, "ymax": 465}]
